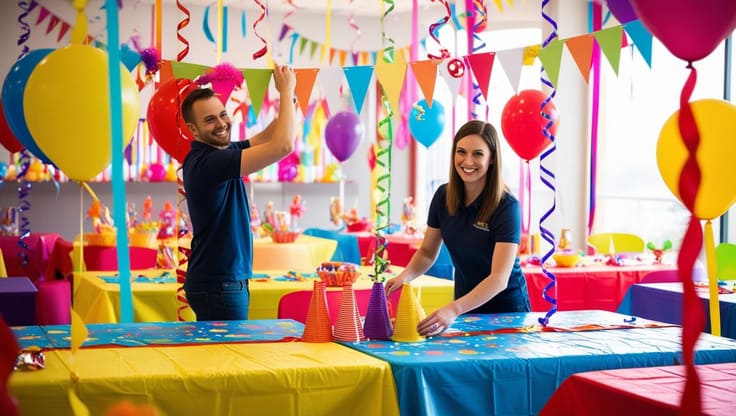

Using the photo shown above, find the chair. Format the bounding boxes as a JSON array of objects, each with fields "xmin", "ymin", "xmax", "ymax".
[
  {"xmin": 277, "ymin": 287, "xmax": 401, "ymax": 324},
  {"xmin": 587, "ymin": 233, "xmax": 645, "ymax": 254},
  {"xmin": 425, "ymin": 243, "xmax": 454, "ymax": 280},
  {"xmin": 83, "ymin": 246, "xmax": 158, "ymax": 271},
  {"xmin": 303, "ymin": 228, "xmax": 362, "ymax": 264},
  {"xmin": 641, "ymin": 268, "xmax": 706, "ymax": 283},
  {"xmin": 716, "ymin": 243, "xmax": 736, "ymax": 280}
]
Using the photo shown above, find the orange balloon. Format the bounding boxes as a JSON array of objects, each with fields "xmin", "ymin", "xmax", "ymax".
[{"xmin": 656, "ymin": 99, "xmax": 736, "ymax": 220}]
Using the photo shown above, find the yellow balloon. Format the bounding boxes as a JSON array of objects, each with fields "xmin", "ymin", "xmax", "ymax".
[
  {"xmin": 656, "ymin": 99, "xmax": 736, "ymax": 220},
  {"xmin": 23, "ymin": 45, "xmax": 140, "ymax": 181}
]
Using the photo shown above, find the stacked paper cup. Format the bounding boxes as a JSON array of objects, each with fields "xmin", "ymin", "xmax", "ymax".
[
  {"xmin": 301, "ymin": 281, "xmax": 333, "ymax": 342},
  {"xmin": 333, "ymin": 283, "xmax": 365, "ymax": 342},
  {"xmin": 363, "ymin": 281, "xmax": 393, "ymax": 339},
  {"xmin": 391, "ymin": 282, "xmax": 426, "ymax": 342}
]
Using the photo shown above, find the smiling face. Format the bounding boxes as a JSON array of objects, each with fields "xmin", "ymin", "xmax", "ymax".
[
  {"xmin": 454, "ymin": 133, "xmax": 492, "ymax": 188},
  {"xmin": 186, "ymin": 96, "xmax": 232, "ymax": 148}
]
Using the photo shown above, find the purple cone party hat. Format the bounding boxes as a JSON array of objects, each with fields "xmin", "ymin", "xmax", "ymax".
[
  {"xmin": 302, "ymin": 281, "xmax": 333, "ymax": 343},
  {"xmin": 334, "ymin": 283, "xmax": 365, "ymax": 342},
  {"xmin": 391, "ymin": 282, "xmax": 426, "ymax": 342},
  {"xmin": 363, "ymin": 281, "xmax": 393, "ymax": 339}
]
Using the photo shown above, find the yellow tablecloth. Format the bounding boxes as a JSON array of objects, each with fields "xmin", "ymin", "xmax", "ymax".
[
  {"xmin": 9, "ymin": 341, "xmax": 399, "ymax": 416},
  {"xmin": 252, "ymin": 234, "xmax": 337, "ymax": 270},
  {"xmin": 72, "ymin": 267, "xmax": 454, "ymax": 323}
]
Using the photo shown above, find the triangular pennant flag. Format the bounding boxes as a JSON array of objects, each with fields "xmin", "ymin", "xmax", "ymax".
[
  {"xmin": 624, "ymin": 20, "xmax": 653, "ymax": 67},
  {"xmin": 242, "ymin": 68, "xmax": 273, "ymax": 117},
  {"xmin": 438, "ymin": 60, "xmax": 463, "ymax": 104},
  {"xmin": 409, "ymin": 60, "xmax": 439, "ymax": 108},
  {"xmin": 46, "ymin": 15, "xmax": 60, "ymax": 35},
  {"xmin": 565, "ymin": 34, "xmax": 595, "ymax": 83},
  {"xmin": 70, "ymin": 309, "xmax": 88, "ymax": 355},
  {"xmin": 496, "ymin": 47, "xmax": 525, "ymax": 93},
  {"xmin": 538, "ymin": 38, "xmax": 565, "ymax": 89},
  {"xmin": 309, "ymin": 41, "xmax": 319, "ymax": 59},
  {"xmin": 343, "ymin": 65, "xmax": 374, "ymax": 114},
  {"xmin": 338, "ymin": 50, "xmax": 347, "ymax": 67},
  {"xmin": 298, "ymin": 37, "xmax": 308, "ymax": 55},
  {"xmin": 319, "ymin": 66, "xmax": 346, "ymax": 115},
  {"xmin": 294, "ymin": 68, "xmax": 319, "ymax": 116},
  {"xmin": 374, "ymin": 50, "xmax": 407, "ymax": 114},
  {"xmin": 594, "ymin": 26, "xmax": 624, "ymax": 75},
  {"xmin": 466, "ymin": 52, "xmax": 496, "ymax": 103},
  {"xmin": 169, "ymin": 61, "xmax": 211, "ymax": 80},
  {"xmin": 278, "ymin": 24, "xmax": 292, "ymax": 42},
  {"xmin": 57, "ymin": 22, "xmax": 71, "ymax": 43},
  {"xmin": 36, "ymin": 6, "xmax": 49, "ymax": 25}
]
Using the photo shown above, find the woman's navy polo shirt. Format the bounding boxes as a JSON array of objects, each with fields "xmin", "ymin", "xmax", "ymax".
[{"xmin": 427, "ymin": 184, "xmax": 530, "ymax": 313}]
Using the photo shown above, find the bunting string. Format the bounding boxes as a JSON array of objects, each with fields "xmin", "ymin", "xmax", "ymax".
[{"xmin": 538, "ymin": 0, "xmax": 559, "ymax": 326}]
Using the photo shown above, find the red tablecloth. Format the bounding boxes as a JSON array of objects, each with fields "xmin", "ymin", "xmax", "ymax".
[
  {"xmin": 523, "ymin": 264, "xmax": 676, "ymax": 312},
  {"xmin": 540, "ymin": 363, "xmax": 736, "ymax": 416},
  {"xmin": 0, "ymin": 233, "xmax": 60, "ymax": 282},
  {"xmin": 350, "ymin": 232, "xmax": 423, "ymax": 266}
]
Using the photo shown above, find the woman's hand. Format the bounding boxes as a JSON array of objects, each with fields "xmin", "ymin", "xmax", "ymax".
[
  {"xmin": 384, "ymin": 273, "xmax": 408, "ymax": 298},
  {"xmin": 417, "ymin": 304, "xmax": 459, "ymax": 337}
]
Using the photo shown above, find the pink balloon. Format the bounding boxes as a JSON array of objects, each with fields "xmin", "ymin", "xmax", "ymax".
[{"xmin": 631, "ymin": 0, "xmax": 736, "ymax": 62}]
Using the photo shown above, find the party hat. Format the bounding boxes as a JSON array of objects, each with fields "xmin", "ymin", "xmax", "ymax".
[
  {"xmin": 301, "ymin": 281, "xmax": 333, "ymax": 343},
  {"xmin": 391, "ymin": 282, "xmax": 426, "ymax": 342},
  {"xmin": 334, "ymin": 284, "xmax": 365, "ymax": 342},
  {"xmin": 363, "ymin": 281, "xmax": 393, "ymax": 339}
]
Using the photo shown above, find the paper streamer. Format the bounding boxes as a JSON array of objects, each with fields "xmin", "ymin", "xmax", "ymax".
[
  {"xmin": 348, "ymin": 0, "xmax": 361, "ymax": 55},
  {"xmin": 104, "ymin": 0, "xmax": 134, "ymax": 323},
  {"xmin": 380, "ymin": 0, "xmax": 395, "ymax": 63},
  {"xmin": 676, "ymin": 63, "xmax": 705, "ymax": 415},
  {"xmin": 251, "ymin": 0, "xmax": 268, "ymax": 60},
  {"xmin": 427, "ymin": 0, "xmax": 451, "ymax": 61},
  {"xmin": 372, "ymin": 94, "xmax": 394, "ymax": 281},
  {"xmin": 588, "ymin": 2, "xmax": 602, "ymax": 235},
  {"xmin": 176, "ymin": 0, "xmax": 190, "ymax": 62},
  {"xmin": 537, "ymin": 0, "xmax": 559, "ymax": 326},
  {"xmin": 15, "ymin": 0, "xmax": 37, "ymax": 60},
  {"xmin": 466, "ymin": 0, "xmax": 486, "ymax": 119}
]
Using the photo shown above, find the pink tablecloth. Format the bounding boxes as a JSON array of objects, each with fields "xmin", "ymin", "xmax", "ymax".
[
  {"xmin": 0, "ymin": 233, "xmax": 60, "ymax": 282},
  {"xmin": 350, "ymin": 232, "xmax": 423, "ymax": 267}
]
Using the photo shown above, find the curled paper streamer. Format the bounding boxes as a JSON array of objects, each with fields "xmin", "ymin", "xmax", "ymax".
[
  {"xmin": 373, "ymin": 94, "xmax": 394, "ymax": 281},
  {"xmin": 538, "ymin": 0, "xmax": 559, "ymax": 327},
  {"xmin": 251, "ymin": 0, "xmax": 268, "ymax": 60},
  {"xmin": 175, "ymin": 177, "xmax": 191, "ymax": 321},
  {"xmin": 176, "ymin": 0, "xmax": 191, "ymax": 62},
  {"xmin": 380, "ymin": 0, "xmax": 395, "ymax": 63},
  {"xmin": 16, "ymin": 0, "xmax": 37, "ymax": 60},
  {"xmin": 17, "ymin": 151, "xmax": 32, "ymax": 267},
  {"xmin": 349, "ymin": 0, "xmax": 361, "ymax": 55},
  {"xmin": 427, "ymin": 0, "xmax": 452, "ymax": 61}
]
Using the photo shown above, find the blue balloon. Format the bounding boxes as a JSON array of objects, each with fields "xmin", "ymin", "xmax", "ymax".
[
  {"xmin": 1, "ymin": 48, "xmax": 54, "ymax": 164},
  {"xmin": 409, "ymin": 99, "xmax": 445, "ymax": 148}
]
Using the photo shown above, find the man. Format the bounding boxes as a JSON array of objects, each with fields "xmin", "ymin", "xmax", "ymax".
[{"xmin": 181, "ymin": 64, "xmax": 296, "ymax": 320}]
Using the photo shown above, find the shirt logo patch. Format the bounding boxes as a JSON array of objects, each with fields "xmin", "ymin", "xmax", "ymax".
[{"xmin": 473, "ymin": 221, "xmax": 489, "ymax": 231}]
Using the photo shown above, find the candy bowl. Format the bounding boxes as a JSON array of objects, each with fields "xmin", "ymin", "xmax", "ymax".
[
  {"xmin": 553, "ymin": 250, "xmax": 581, "ymax": 267},
  {"xmin": 271, "ymin": 229, "xmax": 301, "ymax": 244},
  {"xmin": 316, "ymin": 262, "xmax": 360, "ymax": 287}
]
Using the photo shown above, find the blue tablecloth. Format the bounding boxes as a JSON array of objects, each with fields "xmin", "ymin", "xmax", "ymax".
[
  {"xmin": 339, "ymin": 310, "xmax": 736, "ymax": 416},
  {"xmin": 617, "ymin": 282, "xmax": 736, "ymax": 339}
]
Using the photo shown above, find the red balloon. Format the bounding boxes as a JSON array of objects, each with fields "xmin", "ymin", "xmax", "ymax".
[
  {"xmin": 0, "ymin": 102, "xmax": 24, "ymax": 153},
  {"xmin": 146, "ymin": 78, "xmax": 198, "ymax": 163},
  {"xmin": 630, "ymin": 0, "xmax": 736, "ymax": 62},
  {"xmin": 501, "ymin": 89, "xmax": 559, "ymax": 161}
]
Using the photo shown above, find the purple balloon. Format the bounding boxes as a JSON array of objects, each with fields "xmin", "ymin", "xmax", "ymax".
[
  {"xmin": 325, "ymin": 111, "xmax": 364, "ymax": 163},
  {"xmin": 605, "ymin": 0, "xmax": 637, "ymax": 24}
]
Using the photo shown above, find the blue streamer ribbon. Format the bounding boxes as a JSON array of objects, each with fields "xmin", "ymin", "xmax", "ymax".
[{"xmin": 538, "ymin": 0, "xmax": 559, "ymax": 326}]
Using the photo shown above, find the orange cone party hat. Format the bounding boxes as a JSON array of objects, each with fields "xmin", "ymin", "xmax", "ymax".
[
  {"xmin": 391, "ymin": 282, "xmax": 426, "ymax": 342},
  {"xmin": 334, "ymin": 283, "xmax": 365, "ymax": 342},
  {"xmin": 302, "ymin": 281, "xmax": 333, "ymax": 343}
]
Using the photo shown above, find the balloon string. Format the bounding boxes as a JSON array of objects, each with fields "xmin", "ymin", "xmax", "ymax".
[
  {"xmin": 538, "ymin": 0, "xmax": 559, "ymax": 326},
  {"xmin": 427, "ymin": 0, "xmax": 451, "ymax": 61},
  {"xmin": 251, "ymin": 0, "xmax": 268, "ymax": 60},
  {"xmin": 373, "ymin": 94, "xmax": 394, "ymax": 281},
  {"xmin": 380, "ymin": 0, "xmax": 395, "ymax": 63},
  {"xmin": 176, "ymin": 0, "xmax": 191, "ymax": 62},
  {"xmin": 677, "ymin": 63, "xmax": 704, "ymax": 415}
]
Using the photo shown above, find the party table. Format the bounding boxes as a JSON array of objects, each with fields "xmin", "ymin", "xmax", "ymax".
[
  {"xmin": 8, "ymin": 320, "xmax": 399, "ymax": 416},
  {"xmin": 252, "ymin": 234, "xmax": 337, "ymax": 270},
  {"xmin": 0, "ymin": 233, "xmax": 60, "ymax": 281},
  {"xmin": 0, "ymin": 276, "xmax": 37, "ymax": 325},
  {"xmin": 617, "ymin": 282, "xmax": 736, "ymax": 339},
  {"xmin": 540, "ymin": 363, "xmax": 736, "ymax": 415},
  {"xmin": 350, "ymin": 231, "xmax": 423, "ymax": 266},
  {"xmin": 72, "ymin": 266, "xmax": 454, "ymax": 323},
  {"xmin": 339, "ymin": 310, "xmax": 736, "ymax": 416},
  {"xmin": 523, "ymin": 263, "xmax": 676, "ymax": 312}
]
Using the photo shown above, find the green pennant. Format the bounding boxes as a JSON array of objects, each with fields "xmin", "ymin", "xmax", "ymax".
[
  {"xmin": 170, "ymin": 61, "xmax": 211, "ymax": 80},
  {"xmin": 538, "ymin": 38, "xmax": 564, "ymax": 89},
  {"xmin": 594, "ymin": 26, "xmax": 623, "ymax": 75},
  {"xmin": 241, "ymin": 68, "xmax": 273, "ymax": 117},
  {"xmin": 309, "ymin": 41, "xmax": 319, "ymax": 59},
  {"xmin": 298, "ymin": 37, "xmax": 308, "ymax": 55}
]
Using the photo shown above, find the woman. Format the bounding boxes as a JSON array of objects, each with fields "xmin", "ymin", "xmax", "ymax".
[{"xmin": 385, "ymin": 120, "xmax": 530, "ymax": 336}]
